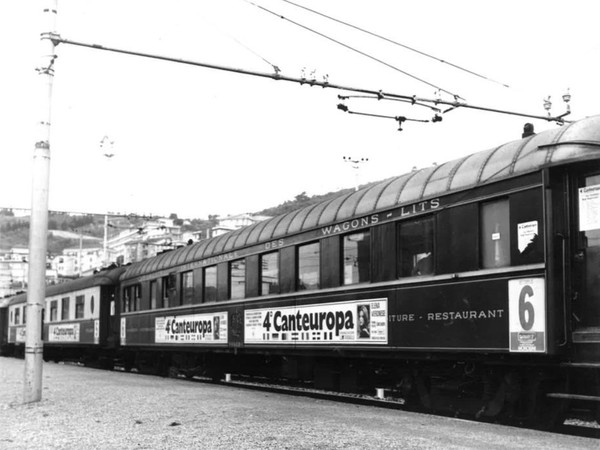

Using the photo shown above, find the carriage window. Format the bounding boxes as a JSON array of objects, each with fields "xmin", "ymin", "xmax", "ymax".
[
  {"xmin": 133, "ymin": 285, "xmax": 140, "ymax": 312},
  {"xmin": 75, "ymin": 295, "xmax": 85, "ymax": 319},
  {"xmin": 481, "ymin": 199, "xmax": 510, "ymax": 268},
  {"xmin": 50, "ymin": 300, "xmax": 58, "ymax": 322},
  {"xmin": 61, "ymin": 297, "xmax": 70, "ymax": 321},
  {"xmin": 150, "ymin": 280, "xmax": 157, "ymax": 309},
  {"xmin": 10, "ymin": 309, "xmax": 13, "ymax": 325},
  {"xmin": 23, "ymin": 305, "xmax": 26, "ymax": 324},
  {"xmin": 161, "ymin": 276, "xmax": 171, "ymax": 308},
  {"xmin": 343, "ymin": 231, "xmax": 371, "ymax": 284},
  {"xmin": 398, "ymin": 217, "xmax": 434, "ymax": 277},
  {"xmin": 298, "ymin": 242, "xmax": 320, "ymax": 290},
  {"xmin": 181, "ymin": 271, "xmax": 194, "ymax": 305},
  {"xmin": 123, "ymin": 287, "xmax": 131, "ymax": 313},
  {"xmin": 15, "ymin": 307, "xmax": 20, "ymax": 325},
  {"xmin": 204, "ymin": 266, "xmax": 217, "ymax": 302},
  {"xmin": 230, "ymin": 259, "xmax": 246, "ymax": 300},
  {"xmin": 261, "ymin": 252, "xmax": 280, "ymax": 295}
]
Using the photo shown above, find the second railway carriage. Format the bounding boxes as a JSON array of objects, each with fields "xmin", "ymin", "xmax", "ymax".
[
  {"xmin": 41, "ymin": 266, "xmax": 126, "ymax": 364},
  {"xmin": 118, "ymin": 115, "xmax": 600, "ymax": 426}
]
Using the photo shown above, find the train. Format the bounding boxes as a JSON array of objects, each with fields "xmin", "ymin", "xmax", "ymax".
[{"xmin": 2, "ymin": 114, "xmax": 600, "ymax": 428}]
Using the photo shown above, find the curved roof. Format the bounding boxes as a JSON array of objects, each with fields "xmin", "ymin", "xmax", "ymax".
[{"xmin": 122, "ymin": 115, "xmax": 600, "ymax": 280}]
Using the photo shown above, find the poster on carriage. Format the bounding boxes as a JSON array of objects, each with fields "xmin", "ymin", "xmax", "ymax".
[
  {"xmin": 579, "ymin": 184, "xmax": 600, "ymax": 231},
  {"xmin": 155, "ymin": 312, "xmax": 228, "ymax": 344},
  {"xmin": 245, "ymin": 298, "xmax": 388, "ymax": 344}
]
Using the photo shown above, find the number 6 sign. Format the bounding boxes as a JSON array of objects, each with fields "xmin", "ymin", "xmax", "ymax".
[{"xmin": 509, "ymin": 278, "xmax": 546, "ymax": 353}]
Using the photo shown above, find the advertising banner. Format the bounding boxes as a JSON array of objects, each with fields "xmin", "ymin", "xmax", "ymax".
[
  {"xmin": 245, "ymin": 298, "xmax": 388, "ymax": 344},
  {"xmin": 48, "ymin": 323, "xmax": 80, "ymax": 342},
  {"xmin": 155, "ymin": 312, "xmax": 228, "ymax": 344}
]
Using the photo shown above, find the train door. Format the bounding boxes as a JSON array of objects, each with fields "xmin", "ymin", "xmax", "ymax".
[{"xmin": 571, "ymin": 171, "xmax": 600, "ymax": 330}]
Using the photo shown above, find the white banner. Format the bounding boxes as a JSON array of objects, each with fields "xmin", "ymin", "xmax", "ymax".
[
  {"xmin": 245, "ymin": 298, "xmax": 388, "ymax": 344},
  {"xmin": 48, "ymin": 323, "xmax": 80, "ymax": 342},
  {"xmin": 579, "ymin": 184, "xmax": 600, "ymax": 231},
  {"xmin": 155, "ymin": 312, "xmax": 228, "ymax": 344}
]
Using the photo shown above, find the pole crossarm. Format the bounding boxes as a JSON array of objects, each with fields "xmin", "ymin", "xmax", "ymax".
[{"xmin": 53, "ymin": 36, "xmax": 571, "ymax": 125}]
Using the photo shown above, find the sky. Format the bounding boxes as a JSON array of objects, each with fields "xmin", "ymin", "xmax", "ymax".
[{"xmin": 0, "ymin": 0, "xmax": 599, "ymax": 221}]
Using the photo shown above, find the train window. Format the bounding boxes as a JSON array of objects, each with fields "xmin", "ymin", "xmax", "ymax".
[
  {"xmin": 398, "ymin": 217, "xmax": 434, "ymax": 277},
  {"xmin": 481, "ymin": 199, "xmax": 510, "ymax": 268},
  {"xmin": 260, "ymin": 252, "xmax": 279, "ymax": 295},
  {"xmin": 123, "ymin": 287, "xmax": 131, "ymax": 313},
  {"xmin": 10, "ymin": 309, "xmax": 13, "ymax": 325},
  {"xmin": 75, "ymin": 295, "xmax": 85, "ymax": 319},
  {"xmin": 50, "ymin": 300, "xmax": 58, "ymax": 322},
  {"xmin": 61, "ymin": 297, "xmax": 70, "ymax": 321},
  {"xmin": 23, "ymin": 305, "xmax": 26, "ymax": 324},
  {"xmin": 343, "ymin": 231, "xmax": 371, "ymax": 284},
  {"xmin": 230, "ymin": 259, "xmax": 246, "ymax": 300},
  {"xmin": 181, "ymin": 271, "xmax": 194, "ymax": 305},
  {"xmin": 134, "ymin": 285, "xmax": 141, "ymax": 311},
  {"xmin": 150, "ymin": 280, "xmax": 157, "ymax": 309},
  {"xmin": 298, "ymin": 242, "xmax": 320, "ymax": 290},
  {"xmin": 161, "ymin": 276, "xmax": 171, "ymax": 308},
  {"xmin": 204, "ymin": 266, "xmax": 217, "ymax": 302},
  {"xmin": 15, "ymin": 307, "xmax": 20, "ymax": 325}
]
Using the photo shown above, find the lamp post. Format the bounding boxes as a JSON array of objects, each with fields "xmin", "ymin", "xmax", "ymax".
[{"xmin": 100, "ymin": 136, "xmax": 114, "ymax": 267}]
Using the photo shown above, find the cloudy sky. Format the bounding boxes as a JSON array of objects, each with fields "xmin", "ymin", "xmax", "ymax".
[{"xmin": 1, "ymin": 0, "xmax": 598, "ymax": 220}]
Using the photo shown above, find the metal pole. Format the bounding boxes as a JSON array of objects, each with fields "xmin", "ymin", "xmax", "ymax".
[
  {"xmin": 24, "ymin": 0, "xmax": 57, "ymax": 403},
  {"xmin": 103, "ymin": 214, "xmax": 109, "ymax": 266}
]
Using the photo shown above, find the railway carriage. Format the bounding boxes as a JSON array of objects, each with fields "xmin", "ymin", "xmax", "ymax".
[
  {"xmin": 4, "ymin": 294, "xmax": 27, "ymax": 357},
  {"xmin": 41, "ymin": 267, "xmax": 125, "ymax": 365},
  {"xmin": 119, "ymin": 115, "xmax": 600, "ymax": 426}
]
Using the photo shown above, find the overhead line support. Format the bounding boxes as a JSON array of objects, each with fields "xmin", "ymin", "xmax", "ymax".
[{"xmin": 53, "ymin": 36, "xmax": 570, "ymax": 125}]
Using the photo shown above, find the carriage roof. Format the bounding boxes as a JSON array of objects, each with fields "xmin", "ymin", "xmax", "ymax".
[{"xmin": 122, "ymin": 115, "xmax": 600, "ymax": 280}]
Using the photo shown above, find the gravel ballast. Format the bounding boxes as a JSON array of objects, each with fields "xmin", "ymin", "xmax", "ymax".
[{"xmin": 1, "ymin": 357, "xmax": 598, "ymax": 449}]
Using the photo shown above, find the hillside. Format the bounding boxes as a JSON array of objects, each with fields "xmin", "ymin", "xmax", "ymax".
[{"xmin": 0, "ymin": 186, "xmax": 367, "ymax": 256}]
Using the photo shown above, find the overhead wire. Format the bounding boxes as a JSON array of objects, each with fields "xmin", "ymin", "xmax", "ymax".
[
  {"xmin": 279, "ymin": 0, "xmax": 510, "ymax": 89},
  {"xmin": 243, "ymin": 0, "xmax": 464, "ymax": 100}
]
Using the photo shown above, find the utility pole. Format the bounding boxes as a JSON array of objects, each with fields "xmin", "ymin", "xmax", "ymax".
[{"xmin": 24, "ymin": 0, "xmax": 57, "ymax": 403}]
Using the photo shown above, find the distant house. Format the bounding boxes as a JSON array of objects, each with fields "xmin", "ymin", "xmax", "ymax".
[{"xmin": 211, "ymin": 213, "xmax": 271, "ymax": 237}]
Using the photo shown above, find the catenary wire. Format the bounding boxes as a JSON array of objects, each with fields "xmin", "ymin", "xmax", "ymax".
[
  {"xmin": 279, "ymin": 0, "xmax": 510, "ymax": 89},
  {"xmin": 244, "ymin": 0, "xmax": 464, "ymax": 100}
]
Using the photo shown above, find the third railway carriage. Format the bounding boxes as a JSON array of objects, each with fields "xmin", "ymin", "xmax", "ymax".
[{"xmin": 50, "ymin": 114, "xmax": 600, "ymax": 425}]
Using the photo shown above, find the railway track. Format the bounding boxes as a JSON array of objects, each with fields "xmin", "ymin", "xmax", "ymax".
[{"xmin": 154, "ymin": 368, "xmax": 600, "ymax": 439}]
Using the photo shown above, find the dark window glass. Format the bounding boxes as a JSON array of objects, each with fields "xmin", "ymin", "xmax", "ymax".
[
  {"xmin": 133, "ymin": 285, "xmax": 140, "ymax": 312},
  {"xmin": 481, "ymin": 199, "xmax": 510, "ymax": 268},
  {"xmin": 260, "ymin": 252, "xmax": 280, "ymax": 295},
  {"xmin": 298, "ymin": 242, "xmax": 320, "ymax": 290},
  {"xmin": 230, "ymin": 259, "xmax": 246, "ymax": 300},
  {"xmin": 162, "ymin": 276, "xmax": 171, "ymax": 308},
  {"xmin": 181, "ymin": 271, "xmax": 194, "ymax": 305},
  {"xmin": 75, "ymin": 295, "xmax": 84, "ymax": 319},
  {"xmin": 15, "ymin": 308, "xmax": 20, "ymax": 325},
  {"xmin": 343, "ymin": 231, "xmax": 371, "ymax": 284},
  {"xmin": 150, "ymin": 280, "xmax": 157, "ymax": 310},
  {"xmin": 123, "ymin": 287, "xmax": 131, "ymax": 313},
  {"xmin": 61, "ymin": 297, "xmax": 70, "ymax": 320},
  {"xmin": 50, "ymin": 300, "xmax": 58, "ymax": 322},
  {"xmin": 90, "ymin": 296, "xmax": 95, "ymax": 315},
  {"xmin": 204, "ymin": 266, "xmax": 217, "ymax": 302},
  {"xmin": 23, "ymin": 305, "xmax": 26, "ymax": 324},
  {"xmin": 399, "ymin": 217, "xmax": 434, "ymax": 277}
]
